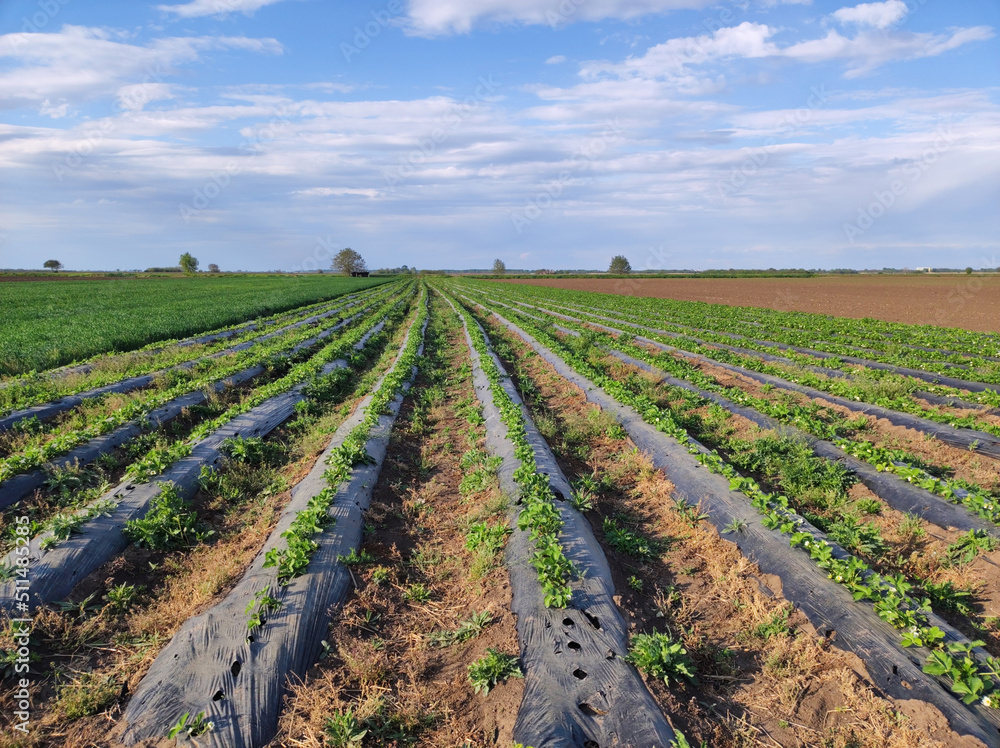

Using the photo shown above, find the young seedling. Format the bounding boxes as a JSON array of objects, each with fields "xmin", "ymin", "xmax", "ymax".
[
  {"xmin": 723, "ymin": 517, "xmax": 747, "ymax": 534},
  {"xmin": 167, "ymin": 711, "xmax": 213, "ymax": 739}
]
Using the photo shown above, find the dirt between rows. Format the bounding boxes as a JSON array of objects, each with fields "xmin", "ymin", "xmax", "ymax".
[{"xmin": 500, "ymin": 276, "xmax": 1000, "ymax": 333}]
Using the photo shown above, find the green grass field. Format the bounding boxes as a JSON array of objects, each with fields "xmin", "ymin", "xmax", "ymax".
[{"xmin": 0, "ymin": 275, "xmax": 391, "ymax": 376}]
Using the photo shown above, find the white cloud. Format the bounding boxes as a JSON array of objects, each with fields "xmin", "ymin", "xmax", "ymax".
[
  {"xmin": 0, "ymin": 7, "xmax": 995, "ymax": 270},
  {"xmin": 300, "ymin": 82, "xmax": 355, "ymax": 94},
  {"xmin": 158, "ymin": 0, "xmax": 291, "ymax": 19},
  {"xmin": 832, "ymin": 0, "xmax": 907, "ymax": 29},
  {"xmin": 584, "ymin": 22, "xmax": 777, "ymax": 81},
  {"xmin": 39, "ymin": 99, "xmax": 69, "ymax": 118},
  {"xmin": 0, "ymin": 26, "xmax": 282, "ymax": 108},
  {"xmin": 782, "ymin": 26, "xmax": 994, "ymax": 77},
  {"xmin": 403, "ymin": 0, "xmax": 712, "ymax": 36},
  {"xmin": 292, "ymin": 187, "xmax": 379, "ymax": 198},
  {"xmin": 576, "ymin": 20, "xmax": 993, "ymax": 84},
  {"xmin": 116, "ymin": 82, "xmax": 175, "ymax": 112},
  {"xmin": 545, "ymin": 55, "xmax": 567, "ymax": 65}
]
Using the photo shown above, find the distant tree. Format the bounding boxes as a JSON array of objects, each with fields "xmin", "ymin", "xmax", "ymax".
[
  {"xmin": 332, "ymin": 247, "xmax": 367, "ymax": 275},
  {"xmin": 609, "ymin": 255, "xmax": 632, "ymax": 274},
  {"xmin": 179, "ymin": 253, "xmax": 199, "ymax": 275},
  {"xmin": 207, "ymin": 263, "xmax": 220, "ymax": 273},
  {"xmin": 492, "ymin": 259, "xmax": 506, "ymax": 275},
  {"xmin": 966, "ymin": 267, "xmax": 973, "ymax": 275},
  {"xmin": 43, "ymin": 259, "xmax": 63, "ymax": 272}
]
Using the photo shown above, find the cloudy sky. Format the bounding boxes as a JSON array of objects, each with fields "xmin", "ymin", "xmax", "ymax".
[{"xmin": 0, "ymin": 0, "xmax": 997, "ymax": 272}]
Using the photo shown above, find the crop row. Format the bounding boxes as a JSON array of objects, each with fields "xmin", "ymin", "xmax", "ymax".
[
  {"xmin": 487, "ymin": 293, "xmax": 1000, "ymax": 533},
  {"xmin": 500, "ymin": 282, "xmax": 1000, "ymax": 377},
  {"xmin": 119, "ymin": 288, "xmax": 429, "ymax": 747},
  {"xmin": 445, "ymin": 295, "xmax": 574, "ymax": 607},
  {"xmin": 452, "ymin": 283, "xmax": 1000, "ymax": 723},
  {"xmin": 0, "ymin": 283, "xmax": 409, "ymax": 490},
  {"xmin": 0, "ymin": 274, "xmax": 391, "ymax": 377},
  {"xmin": 0, "ymin": 282, "xmax": 399, "ymax": 421},
  {"xmin": 490, "ymin": 282, "xmax": 1000, "ymax": 396},
  {"xmin": 0, "ymin": 288, "xmax": 340, "ymax": 392},
  {"xmin": 441, "ymin": 287, "xmax": 679, "ymax": 746},
  {"xmin": 0, "ymin": 285, "xmax": 415, "ymax": 567},
  {"xmin": 474, "ymin": 283, "xmax": 1000, "ymax": 450},
  {"xmin": 457, "ymin": 286, "xmax": 1000, "ymax": 598}
]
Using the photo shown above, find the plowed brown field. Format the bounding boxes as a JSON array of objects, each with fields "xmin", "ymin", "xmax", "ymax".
[{"xmin": 501, "ymin": 275, "xmax": 1000, "ymax": 333}]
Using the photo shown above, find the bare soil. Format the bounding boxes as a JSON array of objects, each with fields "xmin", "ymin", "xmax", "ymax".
[{"xmin": 501, "ymin": 276, "xmax": 1000, "ymax": 333}]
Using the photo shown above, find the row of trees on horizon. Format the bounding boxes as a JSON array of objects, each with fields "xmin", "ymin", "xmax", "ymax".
[{"xmin": 27, "ymin": 252, "xmax": 999, "ymax": 277}]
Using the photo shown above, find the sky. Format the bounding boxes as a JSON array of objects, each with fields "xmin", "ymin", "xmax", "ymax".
[{"xmin": 0, "ymin": 0, "xmax": 997, "ymax": 272}]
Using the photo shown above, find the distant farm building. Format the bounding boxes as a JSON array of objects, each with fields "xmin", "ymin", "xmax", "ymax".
[{"xmin": 350, "ymin": 271, "xmax": 370, "ymax": 277}]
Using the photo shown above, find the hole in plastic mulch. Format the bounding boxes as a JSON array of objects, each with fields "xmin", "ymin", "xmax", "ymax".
[{"xmin": 578, "ymin": 703, "xmax": 607, "ymax": 716}]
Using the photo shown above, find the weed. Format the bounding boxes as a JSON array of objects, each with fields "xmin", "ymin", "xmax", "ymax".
[
  {"xmin": 338, "ymin": 548, "xmax": 377, "ymax": 566},
  {"xmin": 404, "ymin": 583, "xmax": 432, "ymax": 603},
  {"xmin": 826, "ymin": 515, "xmax": 887, "ymax": 557},
  {"xmin": 628, "ymin": 575, "xmax": 644, "ymax": 591},
  {"xmin": 925, "ymin": 580, "xmax": 975, "ymax": 617},
  {"xmin": 899, "ymin": 513, "xmax": 926, "ymax": 542},
  {"xmin": 653, "ymin": 585, "xmax": 682, "ymax": 619},
  {"xmin": 855, "ymin": 497, "xmax": 883, "ymax": 515},
  {"xmin": 53, "ymin": 592, "xmax": 101, "ymax": 618},
  {"xmin": 946, "ymin": 530, "xmax": 998, "ymax": 567},
  {"xmin": 222, "ymin": 435, "xmax": 275, "ymax": 466},
  {"xmin": 569, "ymin": 487, "xmax": 596, "ymax": 513},
  {"xmin": 56, "ymin": 672, "xmax": 118, "ymax": 719},
  {"xmin": 468, "ymin": 649, "xmax": 523, "ymax": 695},
  {"xmin": 428, "ymin": 611, "xmax": 494, "ymax": 647},
  {"xmin": 459, "ymin": 461, "xmax": 500, "ymax": 496},
  {"xmin": 674, "ymin": 499, "xmax": 709, "ymax": 527},
  {"xmin": 747, "ymin": 606, "xmax": 791, "ymax": 641},
  {"xmin": 670, "ymin": 729, "xmax": 708, "ymax": 748},
  {"xmin": 124, "ymin": 484, "xmax": 210, "ymax": 551},
  {"xmin": 625, "ymin": 632, "xmax": 697, "ymax": 686},
  {"xmin": 603, "ymin": 516, "xmax": 659, "ymax": 560},
  {"xmin": 325, "ymin": 708, "xmax": 368, "ymax": 746},
  {"xmin": 465, "ymin": 522, "xmax": 511, "ymax": 557},
  {"xmin": 410, "ymin": 546, "xmax": 444, "ymax": 575},
  {"xmin": 105, "ymin": 583, "xmax": 138, "ymax": 612}
]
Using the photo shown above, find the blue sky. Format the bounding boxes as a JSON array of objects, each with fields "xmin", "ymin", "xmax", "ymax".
[{"xmin": 0, "ymin": 0, "xmax": 997, "ymax": 272}]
